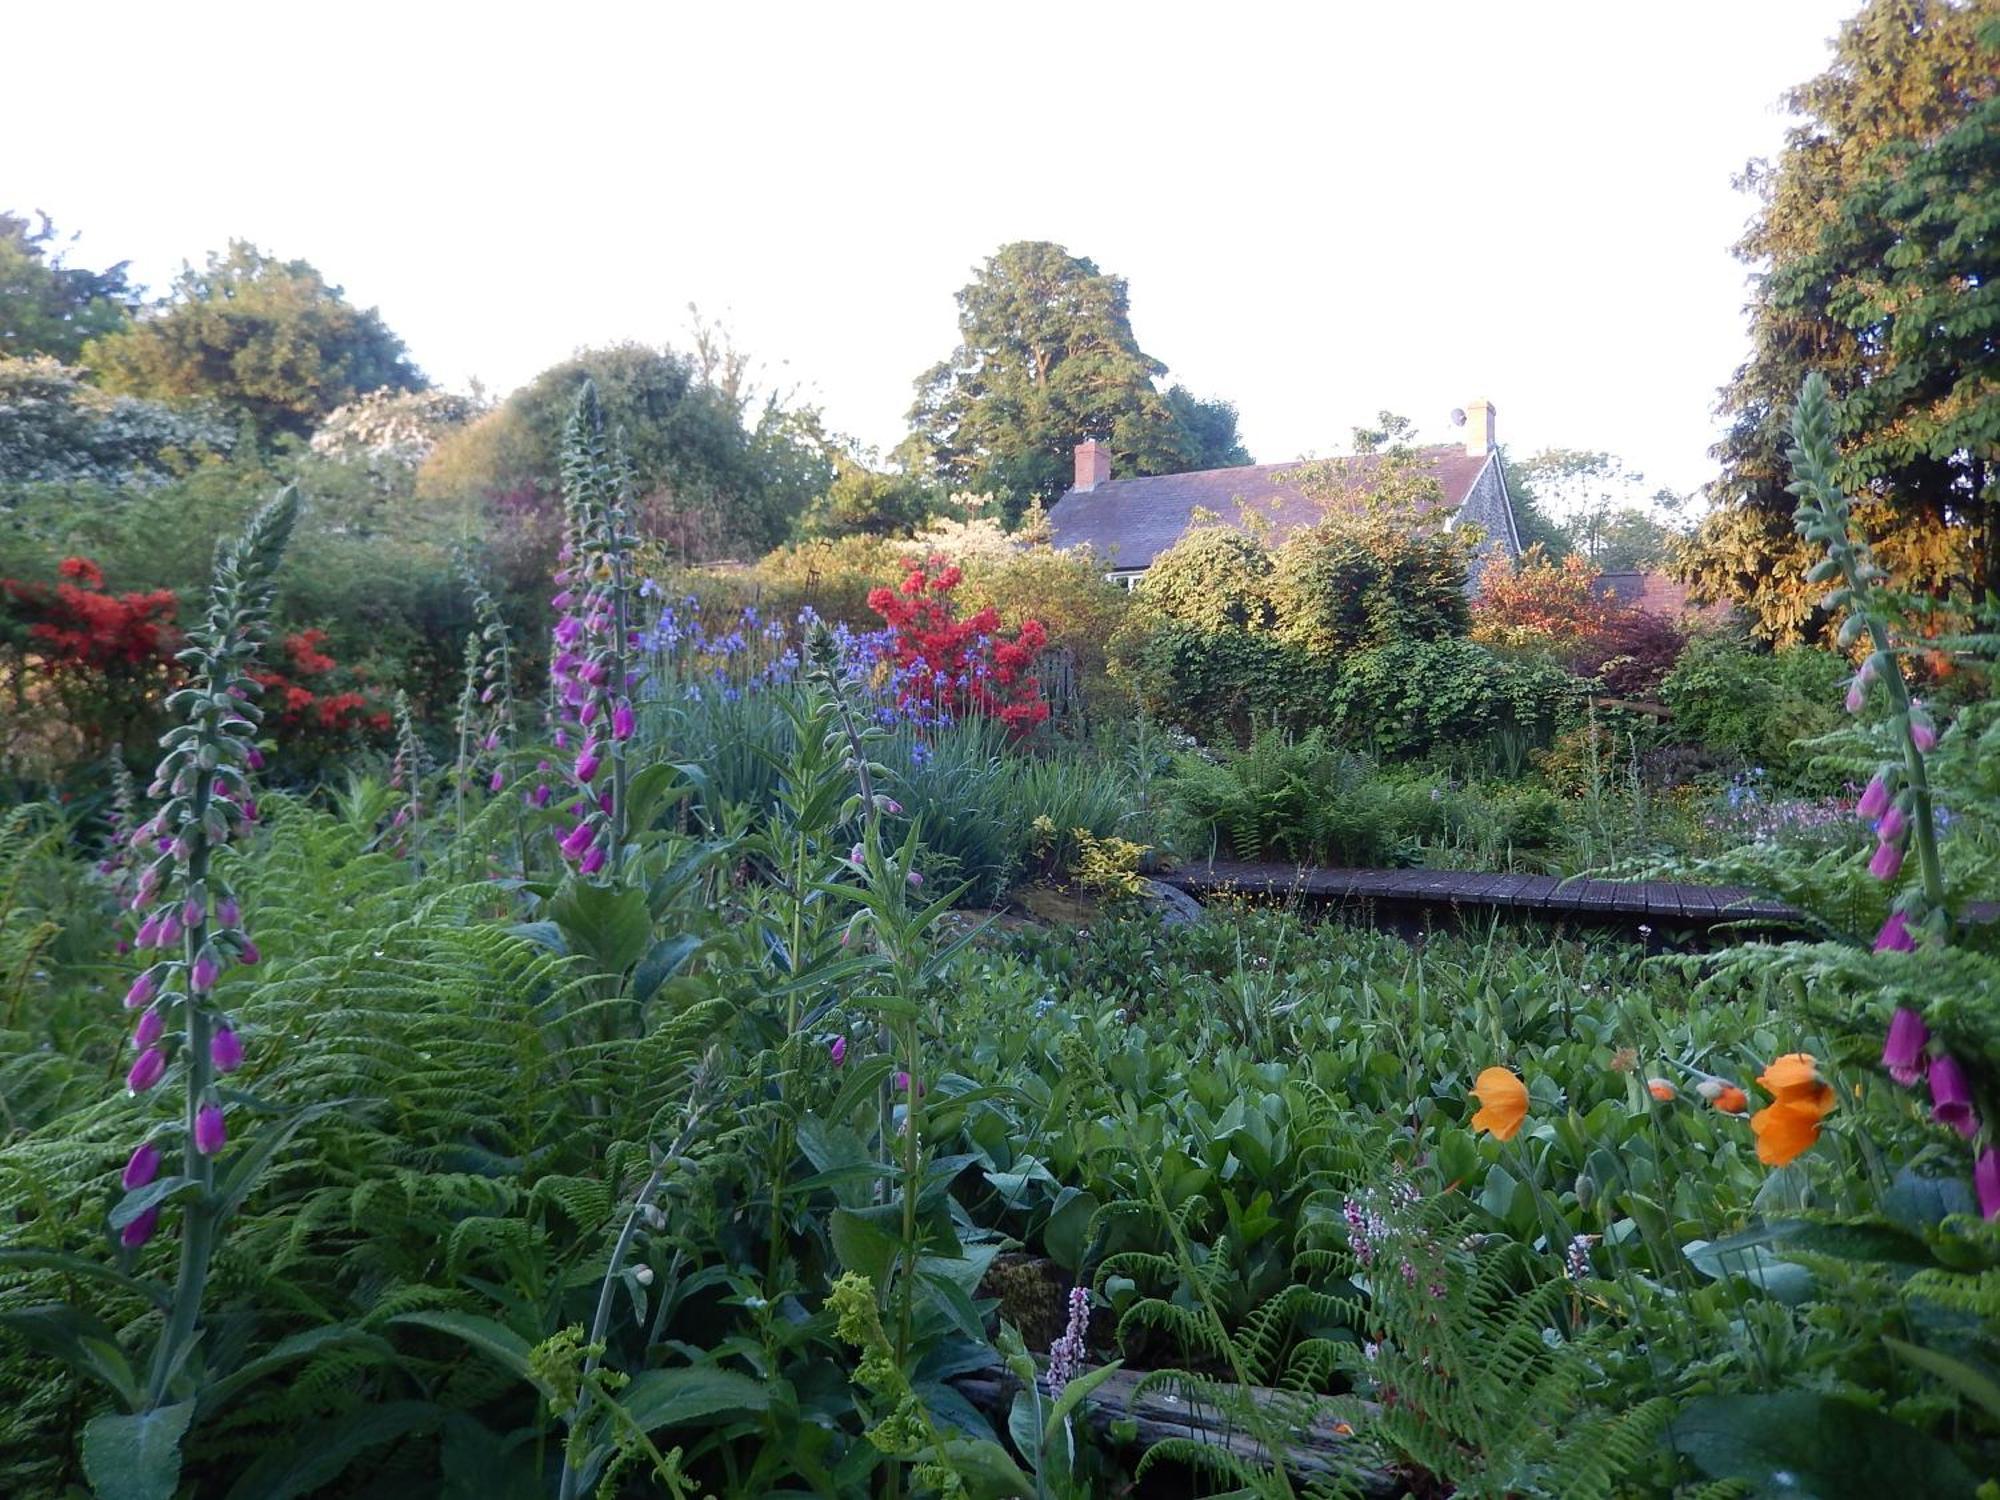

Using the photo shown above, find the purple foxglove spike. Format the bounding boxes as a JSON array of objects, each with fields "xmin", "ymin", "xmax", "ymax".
[
  {"xmin": 489, "ymin": 770, "xmax": 505, "ymax": 793},
  {"xmin": 122, "ymin": 1139, "xmax": 161, "ymax": 1191},
  {"xmin": 125, "ymin": 969, "xmax": 158, "ymax": 1010},
  {"xmin": 612, "ymin": 702, "xmax": 635, "ymax": 741},
  {"xmin": 195, "ymin": 1103, "xmax": 226, "ymax": 1155},
  {"xmin": 1882, "ymin": 1006, "xmax": 1928, "ymax": 1084},
  {"xmin": 238, "ymin": 939, "xmax": 260, "ymax": 966},
  {"xmin": 561, "ymin": 821, "xmax": 595, "ymax": 859},
  {"xmin": 126, "ymin": 1047, "xmax": 166, "ymax": 1094},
  {"xmin": 579, "ymin": 843, "xmax": 607, "ymax": 876},
  {"xmin": 120, "ymin": 1205, "xmax": 160, "ymax": 1249},
  {"xmin": 1876, "ymin": 805, "xmax": 1908, "ymax": 844},
  {"xmin": 1929, "ymin": 1054, "xmax": 1979, "ymax": 1137},
  {"xmin": 156, "ymin": 913, "xmax": 182, "ymax": 949},
  {"xmin": 133, "ymin": 1007, "xmax": 164, "ymax": 1052},
  {"xmin": 1869, "ymin": 841, "xmax": 1905, "ymax": 881},
  {"xmin": 1979, "ymin": 1148, "xmax": 2000, "ymax": 1222},
  {"xmin": 191, "ymin": 952, "xmax": 220, "ymax": 993},
  {"xmin": 1874, "ymin": 911, "xmax": 1916, "ymax": 953},
  {"xmin": 216, "ymin": 898, "xmax": 240, "ymax": 929},
  {"xmin": 211, "ymin": 1026, "xmax": 244, "ymax": 1074},
  {"xmin": 579, "ymin": 699, "xmax": 600, "ymax": 726}
]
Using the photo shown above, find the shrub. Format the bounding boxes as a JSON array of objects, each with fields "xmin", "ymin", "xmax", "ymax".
[
  {"xmin": 956, "ymin": 546, "xmax": 1132, "ymax": 726},
  {"xmin": 1133, "ymin": 527, "xmax": 1274, "ymax": 632},
  {"xmin": 1269, "ymin": 512, "xmax": 1471, "ymax": 658},
  {"xmin": 1328, "ymin": 637, "xmax": 1583, "ymax": 771},
  {"xmin": 1470, "ymin": 548, "xmax": 1608, "ymax": 645},
  {"xmin": 1659, "ymin": 635, "xmax": 1849, "ymax": 786},
  {"xmin": 0, "ymin": 356, "xmax": 233, "ymax": 488},
  {"xmin": 865, "ymin": 557, "xmax": 1048, "ymax": 733}
]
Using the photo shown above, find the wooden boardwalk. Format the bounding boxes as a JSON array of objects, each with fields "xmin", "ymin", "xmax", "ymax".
[{"xmin": 1158, "ymin": 859, "xmax": 1800, "ymax": 932}]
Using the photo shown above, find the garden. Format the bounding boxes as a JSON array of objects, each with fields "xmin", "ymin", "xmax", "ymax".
[
  {"xmin": 5, "ymin": 4, "xmax": 2000, "ymax": 1491},
  {"xmin": 2, "ymin": 368, "xmax": 1999, "ymax": 1500}
]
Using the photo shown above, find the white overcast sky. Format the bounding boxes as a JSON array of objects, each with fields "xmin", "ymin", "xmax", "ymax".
[{"xmin": 14, "ymin": 0, "xmax": 1859, "ymax": 500}]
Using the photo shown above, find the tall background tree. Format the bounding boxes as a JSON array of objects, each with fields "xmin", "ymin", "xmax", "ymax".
[
  {"xmin": 1684, "ymin": 0, "xmax": 1999, "ymax": 642},
  {"xmin": 0, "ymin": 211, "xmax": 139, "ymax": 362},
  {"xmin": 905, "ymin": 241, "xmax": 1248, "ymax": 519},
  {"xmin": 85, "ymin": 241, "xmax": 427, "ymax": 440}
]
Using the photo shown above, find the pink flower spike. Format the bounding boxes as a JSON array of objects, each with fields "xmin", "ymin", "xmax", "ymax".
[
  {"xmin": 126, "ymin": 1047, "xmax": 166, "ymax": 1094},
  {"xmin": 1876, "ymin": 805, "xmax": 1908, "ymax": 845},
  {"xmin": 1869, "ymin": 841, "xmax": 1905, "ymax": 882},
  {"xmin": 122, "ymin": 1139, "xmax": 161, "ymax": 1191},
  {"xmin": 211, "ymin": 1026, "xmax": 244, "ymax": 1074},
  {"xmin": 1929, "ymin": 1054, "xmax": 1979, "ymax": 1138},
  {"xmin": 195, "ymin": 1103, "xmax": 226, "ymax": 1156},
  {"xmin": 120, "ymin": 1206, "xmax": 160, "ymax": 1249},
  {"xmin": 1978, "ymin": 1148, "xmax": 2000, "ymax": 1222},
  {"xmin": 1882, "ymin": 1006, "xmax": 1928, "ymax": 1084},
  {"xmin": 1874, "ymin": 911, "xmax": 1917, "ymax": 954},
  {"xmin": 133, "ymin": 1007, "xmax": 164, "ymax": 1052}
]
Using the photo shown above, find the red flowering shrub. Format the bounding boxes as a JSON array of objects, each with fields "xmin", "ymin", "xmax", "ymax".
[
  {"xmin": 1, "ymin": 556, "xmax": 183, "ymax": 764},
  {"xmin": 250, "ymin": 629, "xmax": 393, "ymax": 775},
  {"xmin": 866, "ymin": 558, "xmax": 1050, "ymax": 732}
]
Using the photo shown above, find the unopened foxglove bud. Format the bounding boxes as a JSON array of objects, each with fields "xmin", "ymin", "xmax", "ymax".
[
  {"xmin": 211, "ymin": 1025, "xmax": 244, "ymax": 1074},
  {"xmin": 122, "ymin": 1139, "xmax": 161, "ymax": 1190},
  {"xmin": 195, "ymin": 1103, "xmax": 227, "ymax": 1155},
  {"xmin": 127, "ymin": 1047, "xmax": 166, "ymax": 1094},
  {"xmin": 133, "ymin": 1007, "xmax": 164, "ymax": 1052}
]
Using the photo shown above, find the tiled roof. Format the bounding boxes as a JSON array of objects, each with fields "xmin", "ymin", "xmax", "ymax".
[
  {"xmin": 1592, "ymin": 570, "xmax": 1733, "ymax": 621},
  {"xmin": 1046, "ymin": 446, "xmax": 1495, "ymax": 570}
]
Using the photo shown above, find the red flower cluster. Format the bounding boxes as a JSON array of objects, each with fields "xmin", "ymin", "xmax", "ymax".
[
  {"xmin": 3, "ymin": 558, "xmax": 180, "ymax": 677},
  {"xmin": 866, "ymin": 559, "xmax": 1050, "ymax": 732},
  {"xmin": 251, "ymin": 631, "xmax": 392, "ymax": 739}
]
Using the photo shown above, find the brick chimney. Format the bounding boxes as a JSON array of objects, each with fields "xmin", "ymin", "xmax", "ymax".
[
  {"xmin": 1074, "ymin": 439, "xmax": 1112, "ymax": 492},
  {"xmin": 1463, "ymin": 400, "xmax": 1496, "ymax": 458}
]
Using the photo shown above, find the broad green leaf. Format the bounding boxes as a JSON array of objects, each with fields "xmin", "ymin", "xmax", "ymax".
[
  {"xmin": 1048, "ymin": 1358, "xmax": 1123, "ymax": 1432},
  {"xmin": 0, "ymin": 1249, "xmax": 169, "ymax": 1308},
  {"xmin": 1674, "ymin": 1390, "xmax": 1978, "ymax": 1498},
  {"xmin": 549, "ymin": 878, "xmax": 651, "ymax": 974},
  {"xmin": 828, "ymin": 1206, "xmax": 902, "ymax": 1285},
  {"xmin": 1044, "ymin": 1188, "xmax": 1098, "ymax": 1272},
  {"xmin": 1884, "ymin": 1337, "xmax": 2000, "ymax": 1421},
  {"xmin": 1683, "ymin": 1236, "xmax": 1815, "ymax": 1305},
  {"xmin": 616, "ymin": 1366, "xmax": 770, "ymax": 1431},
  {"xmin": 81, "ymin": 1401, "xmax": 195, "ymax": 1500},
  {"xmin": 221, "ymin": 1400, "xmax": 438, "ymax": 1500},
  {"xmin": 108, "ymin": 1176, "xmax": 196, "ymax": 1230},
  {"xmin": 632, "ymin": 933, "xmax": 703, "ymax": 1004},
  {"xmin": 391, "ymin": 1311, "xmax": 547, "ymax": 1395},
  {"xmin": 2, "ymin": 1304, "xmax": 144, "ymax": 1409}
]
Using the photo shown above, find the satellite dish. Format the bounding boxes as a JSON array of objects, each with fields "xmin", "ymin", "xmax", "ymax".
[{"xmin": 1449, "ymin": 408, "xmax": 1467, "ymax": 427}]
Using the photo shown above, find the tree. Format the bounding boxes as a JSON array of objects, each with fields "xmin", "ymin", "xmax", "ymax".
[
  {"xmin": 798, "ymin": 457, "xmax": 940, "ymax": 538},
  {"xmin": 0, "ymin": 211, "xmax": 138, "ymax": 363},
  {"xmin": 84, "ymin": 241, "xmax": 426, "ymax": 439},
  {"xmin": 419, "ymin": 343, "xmax": 833, "ymax": 563},
  {"xmin": 907, "ymin": 241, "xmax": 1249, "ymax": 519},
  {"xmin": 1687, "ymin": 0, "xmax": 1999, "ymax": 642},
  {"xmin": 0, "ymin": 356, "xmax": 233, "ymax": 488}
]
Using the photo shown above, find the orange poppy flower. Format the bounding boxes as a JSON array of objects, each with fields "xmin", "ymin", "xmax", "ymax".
[
  {"xmin": 1750, "ymin": 1053, "xmax": 1837, "ymax": 1166},
  {"xmin": 1470, "ymin": 1067, "xmax": 1530, "ymax": 1141},
  {"xmin": 1711, "ymin": 1085, "xmax": 1749, "ymax": 1114},
  {"xmin": 1646, "ymin": 1078, "xmax": 1677, "ymax": 1102}
]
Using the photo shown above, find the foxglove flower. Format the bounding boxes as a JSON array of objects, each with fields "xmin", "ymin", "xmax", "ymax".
[
  {"xmin": 125, "ymin": 969, "xmax": 158, "ymax": 1010},
  {"xmin": 1876, "ymin": 804, "xmax": 1908, "ymax": 845},
  {"xmin": 574, "ymin": 746, "xmax": 601, "ymax": 784},
  {"xmin": 1978, "ymin": 1147, "xmax": 2000, "ymax": 1222},
  {"xmin": 133, "ymin": 1007, "xmax": 164, "ymax": 1052},
  {"xmin": 1912, "ymin": 713, "xmax": 1938, "ymax": 751},
  {"xmin": 489, "ymin": 769, "xmax": 505, "ymax": 794},
  {"xmin": 561, "ymin": 821, "xmax": 595, "ymax": 860},
  {"xmin": 1857, "ymin": 775, "xmax": 1891, "ymax": 821},
  {"xmin": 123, "ymin": 1139, "xmax": 161, "ymax": 1191},
  {"xmin": 1874, "ymin": 911, "xmax": 1916, "ymax": 953},
  {"xmin": 612, "ymin": 701, "xmax": 635, "ymax": 741},
  {"xmin": 215, "ymin": 897, "xmax": 240, "ymax": 928},
  {"xmin": 579, "ymin": 844, "xmax": 606, "ymax": 876},
  {"xmin": 830, "ymin": 1035, "xmax": 847, "ymax": 1066},
  {"xmin": 127, "ymin": 1048, "xmax": 166, "ymax": 1094},
  {"xmin": 121, "ymin": 1206, "xmax": 160, "ymax": 1249},
  {"xmin": 1929, "ymin": 1054, "xmax": 1979, "ymax": 1138},
  {"xmin": 195, "ymin": 1103, "xmax": 227, "ymax": 1155},
  {"xmin": 238, "ymin": 939, "xmax": 260, "ymax": 966},
  {"xmin": 1869, "ymin": 841, "xmax": 1905, "ymax": 881},
  {"xmin": 1882, "ymin": 1007, "xmax": 1928, "ymax": 1084},
  {"xmin": 211, "ymin": 1026, "xmax": 243, "ymax": 1074},
  {"xmin": 190, "ymin": 950, "xmax": 221, "ymax": 993}
]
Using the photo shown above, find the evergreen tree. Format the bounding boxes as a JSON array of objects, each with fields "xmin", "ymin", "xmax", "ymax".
[
  {"xmin": 0, "ymin": 211, "xmax": 138, "ymax": 363},
  {"xmin": 907, "ymin": 241, "xmax": 1248, "ymax": 519}
]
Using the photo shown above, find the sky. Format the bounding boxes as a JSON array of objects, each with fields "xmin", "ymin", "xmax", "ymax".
[{"xmin": 13, "ymin": 0, "xmax": 1862, "ymax": 507}]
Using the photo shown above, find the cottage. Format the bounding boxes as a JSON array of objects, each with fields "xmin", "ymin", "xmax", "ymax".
[{"xmin": 1046, "ymin": 399, "xmax": 1523, "ymax": 591}]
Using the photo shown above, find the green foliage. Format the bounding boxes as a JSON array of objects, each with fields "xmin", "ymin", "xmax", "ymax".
[
  {"xmin": 797, "ymin": 457, "xmax": 941, "ymax": 539},
  {"xmin": 1135, "ymin": 527, "xmax": 1275, "ymax": 633},
  {"xmin": 0, "ymin": 356, "xmax": 233, "ymax": 488},
  {"xmin": 1328, "ymin": 638, "xmax": 1582, "ymax": 770},
  {"xmin": 84, "ymin": 241, "xmax": 425, "ymax": 440},
  {"xmin": 420, "ymin": 342, "xmax": 831, "ymax": 564},
  {"xmin": 906, "ymin": 241, "xmax": 1249, "ymax": 518},
  {"xmin": 1268, "ymin": 516, "xmax": 1470, "ymax": 660},
  {"xmin": 1659, "ymin": 636, "xmax": 1849, "ymax": 786},
  {"xmin": 0, "ymin": 211, "xmax": 138, "ymax": 364}
]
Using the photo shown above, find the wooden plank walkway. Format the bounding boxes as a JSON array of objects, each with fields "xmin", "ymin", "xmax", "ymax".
[{"xmin": 1158, "ymin": 859, "xmax": 1802, "ymax": 933}]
